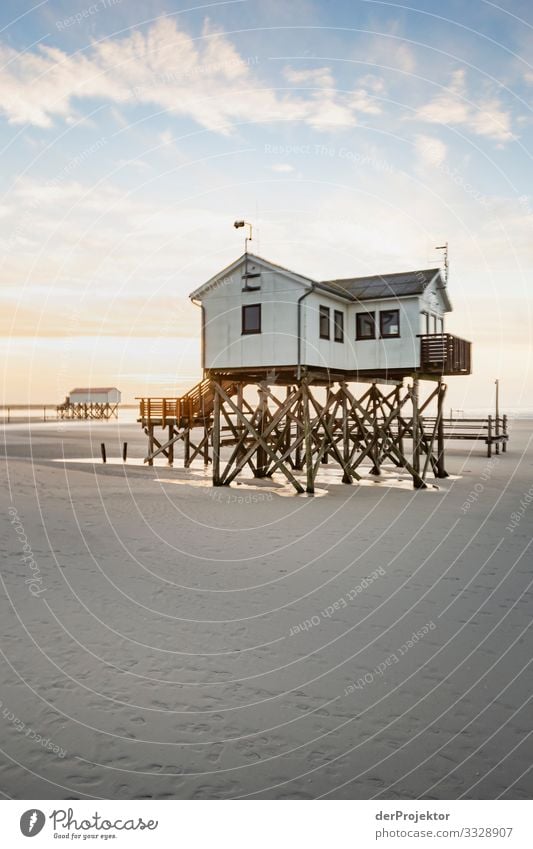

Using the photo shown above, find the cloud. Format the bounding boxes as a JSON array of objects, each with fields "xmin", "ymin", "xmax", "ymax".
[
  {"xmin": 271, "ymin": 163, "xmax": 294, "ymax": 173},
  {"xmin": 0, "ymin": 20, "xmax": 379, "ymax": 134},
  {"xmin": 415, "ymin": 134, "xmax": 447, "ymax": 167},
  {"xmin": 415, "ymin": 69, "xmax": 514, "ymax": 143},
  {"xmin": 284, "ymin": 66, "xmax": 335, "ymax": 88}
]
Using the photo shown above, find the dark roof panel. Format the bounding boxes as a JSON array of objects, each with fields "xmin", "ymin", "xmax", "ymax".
[{"xmin": 318, "ymin": 268, "xmax": 441, "ymax": 300}]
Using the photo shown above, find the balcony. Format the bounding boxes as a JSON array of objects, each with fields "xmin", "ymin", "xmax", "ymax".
[{"xmin": 419, "ymin": 333, "xmax": 472, "ymax": 376}]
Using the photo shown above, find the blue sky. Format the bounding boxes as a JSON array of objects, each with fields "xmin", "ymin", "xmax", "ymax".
[{"xmin": 1, "ymin": 0, "xmax": 532, "ymax": 407}]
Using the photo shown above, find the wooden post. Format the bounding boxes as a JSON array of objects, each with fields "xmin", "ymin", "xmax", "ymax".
[
  {"xmin": 294, "ymin": 396, "xmax": 303, "ymax": 471},
  {"xmin": 436, "ymin": 381, "xmax": 448, "ymax": 478},
  {"xmin": 212, "ymin": 383, "xmax": 221, "ymax": 485},
  {"xmin": 487, "ymin": 415, "xmax": 492, "ymax": 458},
  {"xmin": 255, "ymin": 383, "xmax": 268, "ymax": 477},
  {"xmin": 503, "ymin": 414, "xmax": 507, "ymax": 453},
  {"xmin": 100, "ymin": 443, "xmax": 106, "ymax": 464},
  {"xmin": 495, "ymin": 379, "xmax": 500, "ymax": 455},
  {"xmin": 236, "ymin": 383, "xmax": 244, "ymax": 469},
  {"xmin": 203, "ymin": 423, "xmax": 209, "ymax": 465},
  {"xmin": 396, "ymin": 385, "xmax": 405, "ymax": 464},
  {"xmin": 170, "ymin": 424, "xmax": 176, "ymax": 466},
  {"xmin": 148, "ymin": 425, "xmax": 154, "ymax": 466},
  {"xmin": 122, "ymin": 442, "xmax": 128, "ymax": 462},
  {"xmin": 412, "ymin": 377, "xmax": 422, "ymax": 485},
  {"xmin": 342, "ymin": 384, "xmax": 351, "ymax": 484},
  {"xmin": 370, "ymin": 383, "xmax": 381, "ymax": 476},
  {"xmin": 303, "ymin": 381, "xmax": 314, "ymax": 494}
]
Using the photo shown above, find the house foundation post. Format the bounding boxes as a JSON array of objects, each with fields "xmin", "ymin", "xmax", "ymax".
[
  {"xmin": 255, "ymin": 382, "xmax": 268, "ymax": 477},
  {"xmin": 212, "ymin": 383, "xmax": 222, "ymax": 485},
  {"xmin": 436, "ymin": 381, "xmax": 449, "ymax": 478},
  {"xmin": 302, "ymin": 381, "xmax": 314, "ymax": 494}
]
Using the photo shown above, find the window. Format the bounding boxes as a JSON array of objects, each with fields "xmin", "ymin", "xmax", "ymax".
[
  {"xmin": 421, "ymin": 310, "xmax": 430, "ymax": 334},
  {"xmin": 437, "ymin": 316, "xmax": 444, "ymax": 333},
  {"xmin": 334, "ymin": 310, "xmax": 344, "ymax": 342},
  {"xmin": 432, "ymin": 314, "xmax": 438, "ymax": 333},
  {"xmin": 319, "ymin": 305, "xmax": 330, "ymax": 339},
  {"xmin": 356, "ymin": 311, "xmax": 376, "ymax": 340},
  {"xmin": 242, "ymin": 304, "xmax": 261, "ymax": 335},
  {"xmin": 380, "ymin": 309, "xmax": 400, "ymax": 338}
]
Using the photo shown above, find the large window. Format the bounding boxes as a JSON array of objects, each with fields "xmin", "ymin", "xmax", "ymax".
[
  {"xmin": 319, "ymin": 305, "xmax": 330, "ymax": 339},
  {"xmin": 356, "ymin": 311, "xmax": 376, "ymax": 340},
  {"xmin": 334, "ymin": 310, "xmax": 344, "ymax": 343},
  {"xmin": 380, "ymin": 309, "xmax": 400, "ymax": 338},
  {"xmin": 242, "ymin": 303, "xmax": 261, "ymax": 335}
]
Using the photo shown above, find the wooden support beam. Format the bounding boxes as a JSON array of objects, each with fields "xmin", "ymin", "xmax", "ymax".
[{"xmin": 212, "ymin": 385, "xmax": 222, "ymax": 485}]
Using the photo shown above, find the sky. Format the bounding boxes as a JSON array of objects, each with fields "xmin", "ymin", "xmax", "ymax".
[{"xmin": 1, "ymin": 0, "xmax": 532, "ymax": 410}]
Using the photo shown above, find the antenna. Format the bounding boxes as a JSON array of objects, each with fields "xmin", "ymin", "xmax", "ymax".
[
  {"xmin": 435, "ymin": 241, "xmax": 449, "ymax": 283},
  {"xmin": 234, "ymin": 220, "xmax": 253, "ymax": 253},
  {"xmin": 233, "ymin": 220, "xmax": 259, "ymax": 290}
]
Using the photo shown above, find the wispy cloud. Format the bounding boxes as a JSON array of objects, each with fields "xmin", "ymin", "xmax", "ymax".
[
  {"xmin": 0, "ymin": 19, "xmax": 380, "ymax": 134},
  {"xmin": 415, "ymin": 69, "xmax": 514, "ymax": 143}
]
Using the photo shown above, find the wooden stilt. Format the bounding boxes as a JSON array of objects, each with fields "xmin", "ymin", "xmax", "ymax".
[
  {"xmin": 212, "ymin": 385, "xmax": 221, "ymax": 485},
  {"xmin": 148, "ymin": 426, "xmax": 154, "ymax": 467},
  {"xmin": 436, "ymin": 381, "xmax": 449, "ymax": 478}
]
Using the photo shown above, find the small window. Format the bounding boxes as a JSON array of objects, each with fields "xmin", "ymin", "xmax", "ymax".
[
  {"xmin": 242, "ymin": 304, "xmax": 261, "ymax": 335},
  {"xmin": 334, "ymin": 310, "xmax": 344, "ymax": 342},
  {"xmin": 319, "ymin": 305, "xmax": 330, "ymax": 339},
  {"xmin": 380, "ymin": 309, "xmax": 400, "ymax": 338},
  {"xmin": 356, "ymin": 311, "xmax": 376, "ymax": 340},
  {"xmin": 437, "ymin": 316, "xmax": 444, "ymax": 333},
  {"xmin": 421, "ymin": 310, "xmax": 430, "ymax": 334},
  {"xmin": 432, "ymin": 314, "xmax": 438, "ymax": 333}
]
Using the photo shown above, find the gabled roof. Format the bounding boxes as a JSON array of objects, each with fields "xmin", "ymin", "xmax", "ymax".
[
  {"xmin": 189, "ymin": 253, "xmax": 313, "ymax": 299},
  {"xmin": 190, "ymin": 253, "xmax": 451, "ymax": 310}
]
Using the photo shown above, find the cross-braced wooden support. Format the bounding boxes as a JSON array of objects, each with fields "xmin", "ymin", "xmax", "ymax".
[{"xmin": 140, "ymin": 377, "xmax": 448, "ymax": 493}]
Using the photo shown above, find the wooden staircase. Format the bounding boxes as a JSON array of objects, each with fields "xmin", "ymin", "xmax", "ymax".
[
  {"xmin": 137, "ymin": 379, "xmax": 238, "ymax": 465},
  {"xmin": 137, "ymin": 379, "xmax": 237, "ymax": 427}
]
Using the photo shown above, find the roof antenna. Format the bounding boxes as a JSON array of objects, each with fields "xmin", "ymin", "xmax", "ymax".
[
  {"xmin": 234, "ymin": 220, "xmax": 260, "ymax": 290},
  {"xmin": 234, "ymin": 220, "xmax": 253, "ymax": 254},
  {"xmin": 435, "ymin": 241, "xmax": 449, "ymax": 284}
]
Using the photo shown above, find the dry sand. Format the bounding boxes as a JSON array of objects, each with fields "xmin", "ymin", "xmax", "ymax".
[{"xmin": 1, "ymin": 417, "xmax": 532, "ymax": 799}]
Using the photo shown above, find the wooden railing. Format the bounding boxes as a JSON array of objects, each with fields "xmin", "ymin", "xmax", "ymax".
[
  {"xmin": 419, "ymin": 333, "xmax": 472, "ymax": 375},
  {"xmin": 137, "ymin": 379, "xmax": 236, "ymax": 426}
]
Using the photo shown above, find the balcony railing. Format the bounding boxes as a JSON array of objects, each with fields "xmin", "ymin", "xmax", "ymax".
[{"xmin": 419, "ymin": 333, "xmax": 472, "ymax": 376}]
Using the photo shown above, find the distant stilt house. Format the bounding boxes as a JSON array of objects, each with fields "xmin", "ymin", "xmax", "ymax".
[
  {"xmin": 58, "ymin": 387, "xmax": 121, "ymax": 420},
  {"xmin": 138, "ymin": 253, "xmax": 473, "ymax": 492}
]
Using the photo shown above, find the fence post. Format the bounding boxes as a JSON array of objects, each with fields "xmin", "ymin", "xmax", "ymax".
[
  {"xmin": 100, "ymin": 443, "xmax": 107, "ymax": 464},
  {"xmin": 487, "ymin": 415, "xmax": 492, "ymax": 458},
  {"xmin": 502, "ymin": 414, "xmax": 508, "ymax": 453}
]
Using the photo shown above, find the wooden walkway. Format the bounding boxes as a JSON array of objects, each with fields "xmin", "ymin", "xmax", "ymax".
[{"xmin": 421, "ymin": 415, "xmax": 509, "ymax": 457}]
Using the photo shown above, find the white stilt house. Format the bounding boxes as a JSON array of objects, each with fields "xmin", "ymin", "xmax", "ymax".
[
  {"xmin": 138, "ymin": 249, "xmax": 472, "ymax": 493},
  {"xmin": 190, "ymin": 253, "xmax": 471, "ymax": 381}
]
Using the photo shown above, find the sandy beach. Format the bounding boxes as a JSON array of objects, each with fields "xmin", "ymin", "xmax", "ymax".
[{"xmin": 1, "ymin": 417, "xmax": 531, "ymax": 800}]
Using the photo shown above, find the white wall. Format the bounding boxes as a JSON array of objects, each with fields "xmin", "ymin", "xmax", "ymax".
[
  {"xmin": 69, "ymin": 388, "xmax": 121, "ymax": 403},
  {"xmin": 201, "ymin": 260, "xmax": 448, "ymax": 374},
  {"xmin": 202, "ymin": 259, "xmax": 302, "ymax": 369},
  {"xmin": 303, "ymin": 294, "xmax": 423, "ymax": 372}
]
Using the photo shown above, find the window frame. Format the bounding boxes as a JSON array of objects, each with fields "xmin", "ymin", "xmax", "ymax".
[
  {"xmin": 379, "ymin": 308, "xmax": 400, "ymax": 339},
  {"xmin": 356, "ymin": 310, "xmax": 376, "ymax": 340},
  {"xmin": 241, "ymin": 303, "xmax": 262, "ymax": 335},
  {"xmin": 334, "ymin": 309, "xmax": 344, "ymax": 343},
  {"xmin": 319, "ymin": 305, "xmax": 330, "ymax": 340}
]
